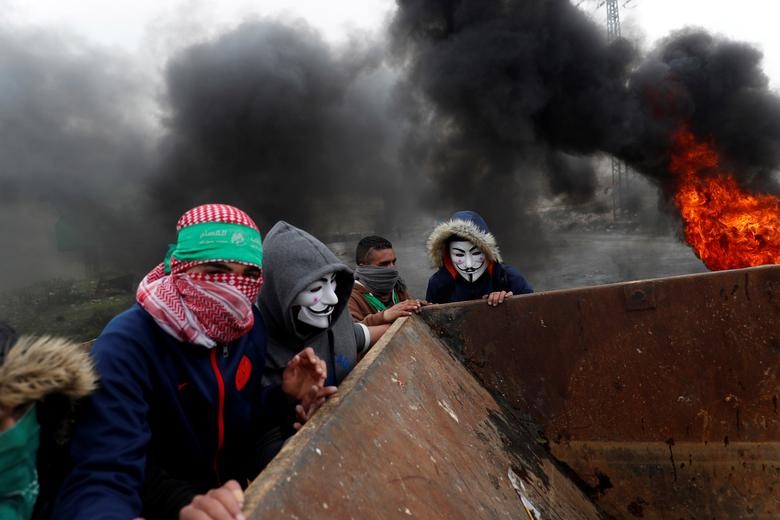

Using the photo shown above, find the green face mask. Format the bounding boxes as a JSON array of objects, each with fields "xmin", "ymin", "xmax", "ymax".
[{"xmin": 0, "ymin": 405, "xmax": 40, "ymax": 520}]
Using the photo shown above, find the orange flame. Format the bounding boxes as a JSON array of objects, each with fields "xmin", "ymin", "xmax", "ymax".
[{"xmin": 670, "ymin": 126, "xmax": 780, "ymax": 271}]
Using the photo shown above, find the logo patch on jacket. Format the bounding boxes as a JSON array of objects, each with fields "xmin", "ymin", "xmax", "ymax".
[
  {"xmin": 335, "ymin": 354, "xmax": 351, "ymax": 371},
  {"xmin": 235, "ymin": 355, "xmax": 252, "ymax": 391}
]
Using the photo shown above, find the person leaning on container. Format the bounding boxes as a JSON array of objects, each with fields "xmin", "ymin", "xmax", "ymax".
[
  {"xmin": 0, "ymin": 321, "xmax": 97, "ymax": 520},
  {"xmin": 255, "ymin": 221, "xmax": 388, "ymax": 467},
  {"xmin": 260, "ymin": 221, "xmax": 389, "ymax": 387},
  {"xmin": 425, "ymin": 210, "xmax": 533, "ymax": 306},
  {"xmin": 348, "ymin": 235, "xmax": 427, "ymax": 326},
  {"xmin": 53, "ymin": 204, "xmax": 334, "ymax": 520}
]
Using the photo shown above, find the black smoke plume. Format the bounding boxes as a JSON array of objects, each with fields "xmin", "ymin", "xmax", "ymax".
[
  {"xmin": 390, "ymin": 0, "xmax": 780, "ymax": 261},
  {"xmin": 3, "ymin": 1, "xmax": 778, "ymax": 294},
  {"xmin": 390, "ymin": 0, "xmax": 638, "ymax": 261},
  {"xmin": 625, "ymin": 30, "xmax": 780, "ymax": 195},
  {"xmin": 154, "ymin": 20, "xmax": 407, "ymax": 237}
]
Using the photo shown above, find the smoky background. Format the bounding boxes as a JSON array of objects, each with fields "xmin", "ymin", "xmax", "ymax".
[{"xmin": 4, "ymin": 0, "xmax": 777, "ymax": 309}]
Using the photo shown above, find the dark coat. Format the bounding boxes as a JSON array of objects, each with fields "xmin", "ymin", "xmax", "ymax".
[
  {"xmin": 53, "ymin": 304, "xmax": 288, "ymax": 519},
  {"xmin": 425, "ymin": 210, "xmax": 533, "ymax": 304},
  {"xmin": 426, "ymin": 262, "xmax": 533, "ymax": 304}
]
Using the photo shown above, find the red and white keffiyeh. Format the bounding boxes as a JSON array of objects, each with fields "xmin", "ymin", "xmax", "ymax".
[{"xmin": 136, "ymin": 204, "xmax": 263, "ymax": 348}]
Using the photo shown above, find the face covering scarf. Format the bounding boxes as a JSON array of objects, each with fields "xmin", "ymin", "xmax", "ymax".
[
  {"xmin": 138, "ymin": 264, "xmax": 261, "ymax": 348},
  {"xmin": 354, "ymin": 265, "xmax": 400, "ymax": 296},
  {"xmin": 137, "ymin": 215, "xmax": 263, "ymax": 348},
  {"xmin": 0, "ymin": 405, "xmax": 40, "ymax": 520}
]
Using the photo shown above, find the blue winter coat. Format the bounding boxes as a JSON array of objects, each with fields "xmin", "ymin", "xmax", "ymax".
[
  {"xmin": 53, "ymin": 304, "xmax": 289, "ymax": 519},
  {"xmin": 426, "ymin": 263, "xmax": 533, "ymax": 304}
]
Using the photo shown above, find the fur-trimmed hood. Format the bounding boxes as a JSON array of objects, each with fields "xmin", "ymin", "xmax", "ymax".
[
  {"xmin": 426, "ymin": 210, "xmax": 502, "ymax": 267},
  {"xmin": 0, "ymin": 336, "xmax": 97, "ymax": 410}
]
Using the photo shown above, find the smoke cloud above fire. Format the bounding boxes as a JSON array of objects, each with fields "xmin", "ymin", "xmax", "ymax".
[
  {"xmin": 1, "ymin": 0, "xmax": 777, "ymax": 291},
  {"xmin": 626, "ymin": 30, "xmax": 780, "ymax": 194},
  {"xmin": 390, "ymin": 0, "xmax": 780, "ymax": 258}
]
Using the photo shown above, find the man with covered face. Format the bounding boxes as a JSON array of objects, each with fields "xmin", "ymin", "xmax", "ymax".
[
  {"xmin": 54, "ymin": 204, "xmax": 331, "ymax": 520},
  {"xmin": 260, "ymin": 222, "xmax": 388, "ymax": 387},
  {"xmin": 425, "ymin": 210, "xmax": 533, "ymax": 305},
  {"xmin": 348, "ymin": 235, "xmax": 425, "ymax": 325},
  {"xmin": 0, "ymin": 322, "xmax": 97, "ymax": 520},
  {"xmin": 255, "ymin": 222, "xmax": 388, "ymax": 465}
]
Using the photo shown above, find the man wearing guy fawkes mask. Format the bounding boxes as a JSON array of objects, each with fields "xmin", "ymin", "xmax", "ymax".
[
  {"xmin": 425, "ymin": 210, "xmax": 533, "ymax": 306},
  {"xmin": 256, "ymin": 224, "xmax": 389, "ymax": 470},
  {"xmin": 260, "ymin": 221, "xmax": 388, "ymax": 388}
]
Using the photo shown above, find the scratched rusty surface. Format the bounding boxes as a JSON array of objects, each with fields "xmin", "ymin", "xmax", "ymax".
[
  {"xmin": 244, "ymin": 317, "xmax": 602, "ymax": 519},
  {"xmin": 421, "ymin": 264, "xmax": 780, "ymax": 518}
]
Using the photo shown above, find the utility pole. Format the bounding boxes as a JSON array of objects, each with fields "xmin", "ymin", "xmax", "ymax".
[
  {"xmin": 605, "ymin": 0, "xmax": 621, "ymax": 40},
  {"xmin": 603, "ymin": 0, "xmax": 632, "ymax": 221}
]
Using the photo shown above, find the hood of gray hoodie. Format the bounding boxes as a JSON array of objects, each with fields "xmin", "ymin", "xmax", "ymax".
[{"xmin": 259, "ymin": 221, "xmax": 359, "ymax": 384}]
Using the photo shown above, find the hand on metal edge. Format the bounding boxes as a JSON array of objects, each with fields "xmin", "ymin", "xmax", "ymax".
[
  {"xmin": 281, "ymin": 347, "xmax": 326, "ymax": 401},
  {"xmin": 294, "ymin": 385, "xmax": 338, "ymax": 430},
  {"xmin": 382, "ymin": 298, "xmax": 422, "ymax": 322},
  {"xmin": 483, "ymin": 291, "xmax": 513, "ymax": 306},
  {"xmin": 179, "ymin": 480, "xmax": 244, "ymax": 520}
]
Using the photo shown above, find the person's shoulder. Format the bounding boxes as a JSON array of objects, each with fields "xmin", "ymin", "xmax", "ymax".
[
  {"xmin": 93, "ymin": 304, "xmax": 154, "ymax": 348},
  {"xmin": 499, "ymin": 264, "xmax": 533, "ymax": 293},
  {"xmin": 349, "ymin": 282, "xmax": 369, "ymax": 299},
  {"xmin": 427, "ymin": 268, "xmax": 454, "ymax": 292},
  {"xmin": 426, "ymin": 268, "xmax": 455, "ymax": 303},
  {"xmin": 89, "ymin": 304, "xmax": 162, "ymax": 373},
  {"xmin": 428, "ymin": 268, "xmax": 452, "ymax": 284},
  {"xmin": 498, "ymin": 263, "xmax": 524, "ymax": 276}
]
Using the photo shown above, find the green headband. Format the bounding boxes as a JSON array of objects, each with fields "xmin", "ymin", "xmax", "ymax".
[{"xmin": 164, "ymin": 222, "xmax": 263, "ymax": 273}]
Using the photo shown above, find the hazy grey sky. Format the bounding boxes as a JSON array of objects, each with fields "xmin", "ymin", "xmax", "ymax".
[
  {"xmin": 3, "ymin": 0, "xmax": 776, "ymax": 89},
  {"xmin": 2, "ymin": 1, "xmax": 392, "ymax": 49}
]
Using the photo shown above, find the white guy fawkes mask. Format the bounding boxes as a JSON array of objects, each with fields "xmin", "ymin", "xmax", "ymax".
[
  {"xmin": 449, "ymin": 240, "xmax": 487, "ymax": 283},
  {"xmin": 293, "ymin": 272, "xmax": 338, "ymax": 329}
]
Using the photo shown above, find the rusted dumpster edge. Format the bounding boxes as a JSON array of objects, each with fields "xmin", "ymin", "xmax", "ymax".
[
  {"xmin": 244, "ymin": 313, "xmax": 609, "ymax": 519},
  {"xmin": 419, "ymin": 264, "xmax": 780, "ymax": 519},
  {"xmin": 242, "ymin": 316, "xmax": 411, "ymax": 513}
]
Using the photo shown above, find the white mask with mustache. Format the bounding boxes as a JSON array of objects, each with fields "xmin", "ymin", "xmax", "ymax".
[
  {"xmin": 294, "ymin": 272, "xmax": 338, "ymax": 328},
  {"xmin": 449, "ymin": 240, "xmax": 487, "ymax": 283}
]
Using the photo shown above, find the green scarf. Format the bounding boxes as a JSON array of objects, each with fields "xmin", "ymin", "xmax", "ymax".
[
  {"xmin": 0, "ymin": 405, "xmax": 40, "ymax": 520},
  {"xmin": 362, "ymin": 290, "xmax": 400, "ymax": 312},
  {"xmin": 164, "ymin": 222, "xmax": 263, "ymax": 273}
]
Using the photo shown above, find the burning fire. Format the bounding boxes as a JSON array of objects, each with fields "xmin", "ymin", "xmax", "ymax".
[{"xmin": 670, "ymin": 126, "xmax": 779, "ymax": 271}]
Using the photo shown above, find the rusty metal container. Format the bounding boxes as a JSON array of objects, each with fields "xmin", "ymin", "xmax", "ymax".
[{"xmin": 245, "ymin": 264, "xmax": 779, "ymax": 519}]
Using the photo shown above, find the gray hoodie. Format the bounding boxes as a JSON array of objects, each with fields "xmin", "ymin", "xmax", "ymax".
[{"xmin": 259, "ymin": 221, "xmax": 367, "ymax": 385}]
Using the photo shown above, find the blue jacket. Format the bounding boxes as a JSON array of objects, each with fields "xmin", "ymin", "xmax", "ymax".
[
  {"xmin": 53, "ymin": 304, "xmax": 288, "ymax": 519},
  {"xmin": 426, "ymin": 262, "xmax": 533, "ymax": 304}
]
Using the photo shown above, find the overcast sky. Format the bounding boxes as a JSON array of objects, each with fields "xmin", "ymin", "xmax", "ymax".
[{"xmin": 2, "ymin": 0, "xmax": 777, "ymax": 88}]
